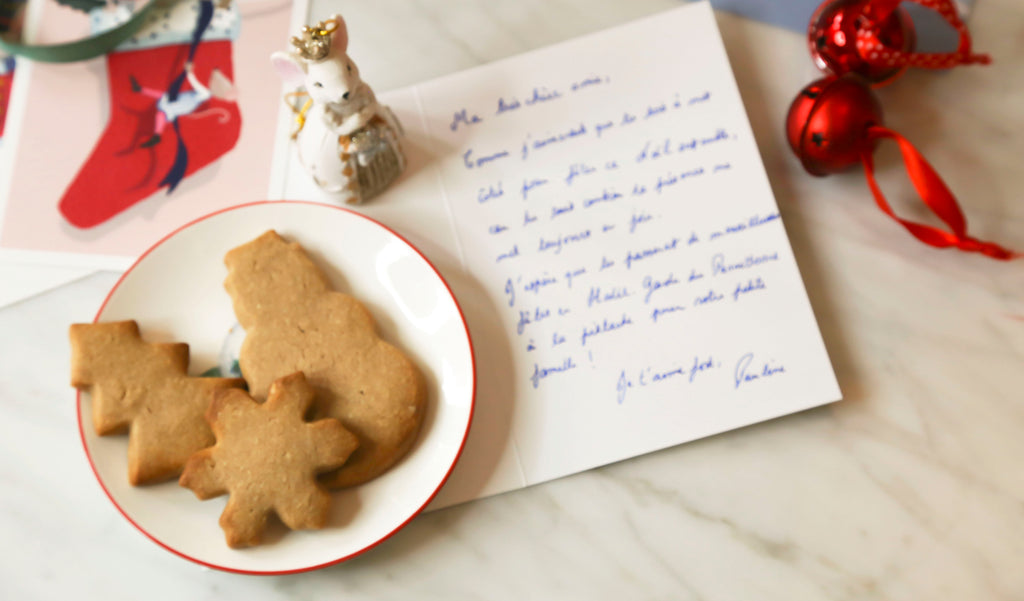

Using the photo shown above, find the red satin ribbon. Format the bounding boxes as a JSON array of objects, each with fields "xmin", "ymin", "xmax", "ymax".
[
  {"xmin": 857, "ymin": 0, "xmax": 990, "ymax": 70},
  {"xmin": 860, "ymin": 125, "xmax": 1018, "ymax": 260}
]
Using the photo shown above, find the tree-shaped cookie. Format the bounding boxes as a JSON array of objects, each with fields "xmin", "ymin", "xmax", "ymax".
[
  {"xmin": 179, "ymin": 372, "xmax": 359, "ymax": 548},
  {"xmin": 70, "ymin": 320, "xmax": 246, "ymax": 485},
  {"xmin": 223, "ymin": 230, "xmax": 426, "ymax": 488}
]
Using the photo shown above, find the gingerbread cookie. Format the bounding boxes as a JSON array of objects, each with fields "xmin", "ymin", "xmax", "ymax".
[
  {"xmin": 179, "ymin": 372, "xmax": 359, "ymax": 548},
  {"xmin": 69, "ymin": 320, "xmax": 246, "ymax": 485},
  {"xmin": 224, "ymin": 230, "xmax": 425, "ymax": 488}
]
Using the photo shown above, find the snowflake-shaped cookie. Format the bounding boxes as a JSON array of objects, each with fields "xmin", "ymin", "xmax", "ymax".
[
  {"xmin": 179, "ymin": 372, "xmax": 359, "ymax": 548},
  {"xmin": 70, "ymin": 320, "xmax": 245, "ymax": 485}
]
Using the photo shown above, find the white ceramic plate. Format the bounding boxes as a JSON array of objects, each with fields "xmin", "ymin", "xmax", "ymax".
[{"xmin": 78, "ymin": 201, "xmax": 475, "ymax": 574}]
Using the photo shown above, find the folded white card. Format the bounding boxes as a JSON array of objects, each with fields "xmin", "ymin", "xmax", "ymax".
[{"xmin": 277, "ymin": 1, "xmax": 842, "ymax": 507}]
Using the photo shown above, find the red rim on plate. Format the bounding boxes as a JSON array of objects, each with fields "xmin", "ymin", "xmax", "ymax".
[{"xmin": 77, "ymin": 200, "xmax": 477, "ymax": 575}]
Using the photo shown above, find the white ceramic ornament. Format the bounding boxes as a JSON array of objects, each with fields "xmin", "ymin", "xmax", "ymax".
[{"xmin": 271, "ymin": 15, "xmax": 405, "ymax": 203}]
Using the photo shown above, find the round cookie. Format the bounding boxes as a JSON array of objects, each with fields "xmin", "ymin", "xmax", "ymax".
[{"xmin": 223, "ymin": 230, "xmax": 425, "ymax": 488}]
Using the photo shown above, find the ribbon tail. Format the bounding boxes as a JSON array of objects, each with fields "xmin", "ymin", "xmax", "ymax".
[{"xmin": 861, "ymin": 126, "xmax": 1019, "ymax": 260}]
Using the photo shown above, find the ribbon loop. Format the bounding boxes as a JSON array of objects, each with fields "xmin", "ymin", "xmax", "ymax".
[
  {"xmin": 860, "ymin": 125, "xmax": 1018, "ymax": 260},
  {"xmin": 0, "ymin": 0, "xmax": 175, "ymax": 64},
  {"xmin": 856, "ymin": 0, "xmax": 990, "ymax": 70}
]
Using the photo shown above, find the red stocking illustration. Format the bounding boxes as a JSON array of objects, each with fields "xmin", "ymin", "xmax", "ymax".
[
  {"xmin": 0, "ymin": 57, "xmax": 13, "ymax": 140},
  {"xmin": 59, "ymin": 0, "xmax": 242, "ymax": 229}
]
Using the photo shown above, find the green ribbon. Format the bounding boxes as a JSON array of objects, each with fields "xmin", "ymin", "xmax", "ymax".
[{"xmin": 0, "ymin": 0, "xmax": 174, "ymax": 63}]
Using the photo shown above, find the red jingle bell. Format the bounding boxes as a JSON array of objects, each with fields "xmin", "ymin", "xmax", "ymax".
[
  {"xmin": 785, "ymin": 1, "xmax": 1014, "ymax": 259},
  {"xmin": 808, "ymin": 0, "xmax": 915, "ymax": 85},
  {"xmin": 786, "ymin": 73, "xmax": 883, "ymax": 176}
]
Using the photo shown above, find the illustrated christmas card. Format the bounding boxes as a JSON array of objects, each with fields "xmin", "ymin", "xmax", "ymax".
[
  {"xmin": 0, "ymin": 0, "xmax": 24, "ymax": 141},
  {"xmin": 0, "ymin": 0, "xmax": 298, "ymax": 269}
]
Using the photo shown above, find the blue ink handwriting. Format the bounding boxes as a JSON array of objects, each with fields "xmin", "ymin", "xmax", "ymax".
[
  {"xmin": 539, "ymin": 229, "xmax": 592, "ymax": 254},
  {"xmin": 564, "ymin": 266, "xmax": 586, "ymax": 288},
  {"xmin": 522, "ymin": 177, "xmax": 549, "ymax": 200},
  {"xmin": 531, "ymin": 356, "xmax": 577, "ymax": 389},
  {"xmin": 529, "ymin": 122, "xmax": 587, "ymax": 153},
  {"xmin": 688, "ymin": 355, "xmax": 718, "ymax": 383},
  {"xmin": 655, "ymin": 166, "xmax": 705, "ymax": 193},
  {"xmin": 551, "ymin": 201, "xmax": 575, "ymax": 219},
  {"xmin": 651, "ymin": 305, "xmax": 685, "ymax": 322},
  {"xmin": 645, "ymin": 103, "xmax": 667, "ymax": 119},
  {"xmin": 734, "ymin": 353, "xmax": 786, "ymax": 388},
  {"xmin": 709, "ymin": 213, "xmax": 781, "ymax": 241},
  {"xmin": 694, "ymin": 289, "xmax": 723, "ymax": 306},
  {"xmin": 582, "ymin": 188, "xmax": 623, "ymax": 209},
  {"xmin": 688, "ymin": 91, "xmax": 711, "ymax": 105},
  {"xmin": 517, "ymin": 306, "xmax": 552, "ymax": 335},
  {"xmin": 642, "ymin": 272, "xmax": 680, "ymax": 304},
  {"xmin": 581, "ymin": 313, "xmax": 633, "ymax": 346},
  {"xmin": 478, "ymin": 182, "xmax": 503, "ymax": 203},
  {"xmin": 587, "ymin": 285, "xmax": 631, "ymax": 308},
  {"xmin": 629, "ymin": 210, "xmax": 653, "ymax": 233},
  {"xmin": 525, "ymin": 86, "xmax": 562, "ymax": 106},
  {"xmin": 524, "ymin": 274, "xmax": 559, "ymax": 295},
  {"xmin": 570, "ymin": 75, "xmax": 607, "ymax": 92},
  {"xmin": 711, "ymin": 251, "xmax": 779, "ymax": 275},
  {"xmin": 496, "ymin": 245, "xmax": 520, "ymax": 263},
  {"xmin": 625, "ymin": 237, "xmax": 680, "ymax": 270},
  {"xmin": 497, "ymin": 96, "xmax": 521, "ymax": 114},
  {"xmin": 464, "ymin": 148, "xmax": 510, "ymax": 169},
  {"xmin": 450, "ymin": 108, "xmax": 482, "ymax": 132},
  {"xmin": 616, "ymin": 370, "xmax": 632, "ymax": 404},
  {"xmin": 565, "ymin": 162, "xmax": 596, "ymax": 186},
  {"xmin": 733, "ymin": 277, "xmax": 766, "ymax": 301}
]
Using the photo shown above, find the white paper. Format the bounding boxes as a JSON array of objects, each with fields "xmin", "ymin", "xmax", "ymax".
[
  {"xmin": 278, "ymin": 1, "xmax": 841, "ymax": 507},
  {"xmin": 0, "ymin": 11, "xmax": 95, "ymax": 307}
]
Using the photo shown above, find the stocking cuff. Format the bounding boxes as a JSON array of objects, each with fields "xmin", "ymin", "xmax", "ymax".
[{"xmin": 90, "ymin": 0, "xmax": 240, "ymax": 53}]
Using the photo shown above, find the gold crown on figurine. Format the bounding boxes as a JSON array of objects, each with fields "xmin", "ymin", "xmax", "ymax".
[{"xmin": 289, "ymin": 18, "xmax": 339, "ymax": 62}]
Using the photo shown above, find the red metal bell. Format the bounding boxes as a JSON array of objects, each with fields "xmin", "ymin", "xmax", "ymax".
[
  {"xmin": 786, "ymin": 73, "xmax": 884, "ymax": 176},
  {"xmin": 808, "ymin": 0, "xmax": 916, "ymax": 86}
]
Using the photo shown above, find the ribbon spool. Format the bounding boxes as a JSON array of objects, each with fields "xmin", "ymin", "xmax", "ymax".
[{"xmin": 787, "ymin": 0, "xmax": 1017, "ymax": 260}]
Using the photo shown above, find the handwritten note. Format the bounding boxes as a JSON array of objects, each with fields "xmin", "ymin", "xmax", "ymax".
[{"xmin": 278, "ymin": 2, "xmax": 841, "ymax": 505}]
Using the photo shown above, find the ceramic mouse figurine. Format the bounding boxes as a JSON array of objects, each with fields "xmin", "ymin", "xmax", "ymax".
[{"xmin": 271, "ymin": 15, "xmax": 405, "ymax": 203}]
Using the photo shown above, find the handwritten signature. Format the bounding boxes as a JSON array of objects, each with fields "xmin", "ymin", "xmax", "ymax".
[{"xmin": 733, "ymin": 352, "xmax": 786, "ymax": 389}]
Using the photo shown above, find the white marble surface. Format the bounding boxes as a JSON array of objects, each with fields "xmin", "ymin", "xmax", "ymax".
[{"xmin": 2, "ymin": 0, "xmax": 1022, "ymax": 598}]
